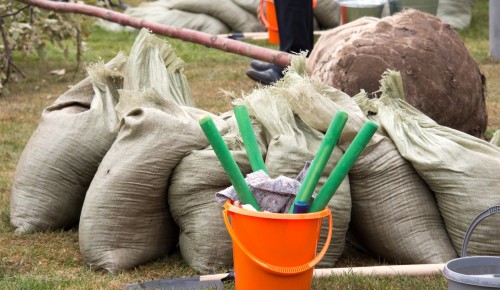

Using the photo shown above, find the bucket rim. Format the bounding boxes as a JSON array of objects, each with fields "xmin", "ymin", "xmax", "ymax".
[
  {"xmin": 223, "ymin": 200, "xmax": 330, "ymax": 220},
  {"xmin": 443, "ymin": 256, "xmax": 500, "ymax": 287}
]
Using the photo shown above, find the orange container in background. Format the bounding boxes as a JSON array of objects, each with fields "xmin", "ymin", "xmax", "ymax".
[{"xmin": 223, "ymin": 201, "xmax": 332, "ymax": 290}]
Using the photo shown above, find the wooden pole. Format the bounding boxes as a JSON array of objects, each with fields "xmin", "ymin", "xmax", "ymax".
[
  {"xmin": 313, "ymin": 263, "xmax": 445, "ymax": 277},
  {"xmin": 15, "ymin": 0, "xmax": 293, "ymax": 67}
]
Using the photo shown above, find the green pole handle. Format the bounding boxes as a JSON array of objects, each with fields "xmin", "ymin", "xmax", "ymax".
[
  {"xmin": 199, "ymin": 116, "xmax": 261, "ymax": 211},
  {"xmin": 289, "ymin": 110, "xmax": 348, "ymax": 213},
  {"xmin": 233, "ymin": 105, "xmax": 268, "ymax": 174},
  {"xmin": 308, "ymin": 120, "xmax": 378, "ymax": 213}
]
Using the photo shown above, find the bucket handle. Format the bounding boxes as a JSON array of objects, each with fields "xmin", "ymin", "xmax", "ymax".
[
  {"xmin": 258, "ymin": 0, "xmax": 270, "ymax": 29},
  {"xmin": 223, "ymin": 207, "xmax": 332, "ymax": 275},
  {"xmin": 461, "ymin": 205, "xmax": 500, "ymax": 257}
]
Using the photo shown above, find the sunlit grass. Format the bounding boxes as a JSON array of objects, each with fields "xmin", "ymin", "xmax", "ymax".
[{"xmin": 0, "ymin": 0, "xmax": 498, "ymax": 289}]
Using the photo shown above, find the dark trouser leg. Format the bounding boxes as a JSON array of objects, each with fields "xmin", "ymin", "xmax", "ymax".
[
  {"xmin": 246, "ymin": 0, "xmax": 314, "ymax": 84},
  {"xmin": 274, "ymin": 0, "xmax": 314, "ymax": 56}
]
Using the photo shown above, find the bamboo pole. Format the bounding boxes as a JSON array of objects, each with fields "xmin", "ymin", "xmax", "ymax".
[
  {"xmin": 197, "ymin": 264, "xmax": 446, "ymax": 281},
  {"xmin": 16, "ymin": 0, "xmax": 293, "ymax": 67},
  {"xmin": 313, "ymin": 263, "xmax": 445, "ymax": 277}
]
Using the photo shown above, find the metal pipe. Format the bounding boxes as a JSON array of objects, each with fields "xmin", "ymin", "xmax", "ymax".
[{"xmin": 490, "ymin": 0, "xmax": 500, "ymax": 60}]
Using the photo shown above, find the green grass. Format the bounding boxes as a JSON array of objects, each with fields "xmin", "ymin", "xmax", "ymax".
[
  {"xmin": 1, "ymin": 0, "xmax": 498, "ymax": 289},
  {"xmin": 459, "ymin": 0, "xmax": 490, "ymax": 61},
  {"xmin": 458, "ymin": 0, "xmax": 491, "ymax": 64},
  {"xmin": 457, "ymin": 0, "xmax": 499, "ymax": 139}
]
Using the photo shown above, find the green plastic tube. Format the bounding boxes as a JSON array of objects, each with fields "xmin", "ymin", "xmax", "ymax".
[
  {"xmin": 289, "ymin": 110, "xmax": 348, "ymax": 213},
  {"xmin": 233, "ymin": 105, "xmax": 268, "ymax": 174},
  {"xmin": 199, "ymin": 116, "xmax": 261, "ymax": 211},
  {"xmin": 308, "ymin": 120, "xmax": 378, "ymax": 213}
]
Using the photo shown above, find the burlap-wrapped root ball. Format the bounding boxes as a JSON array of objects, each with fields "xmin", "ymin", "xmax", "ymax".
[{"xmin": 307, "ymin": 9, "xmax": 487, "ymax": 138}]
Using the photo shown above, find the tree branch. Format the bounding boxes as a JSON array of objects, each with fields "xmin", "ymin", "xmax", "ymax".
[
  {"xmin": 0, "ymin": 16, "xmax": 13, "ymax": 85},
  {"xmin": 0, "ymin": 4, "xmax": 30, "ymax": 18},
  {"xmin": 15, "ymin": 0, "xmax": 293, "ymax": 67}
]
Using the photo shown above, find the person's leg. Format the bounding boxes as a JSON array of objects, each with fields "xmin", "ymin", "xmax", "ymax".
[
  {"xmin": 274, "ymin": 0, "xmax": 314, "ymax": 56},
  {"xmin": 245, "ymin": 0, "xmax": 314, "ymax": 85}
]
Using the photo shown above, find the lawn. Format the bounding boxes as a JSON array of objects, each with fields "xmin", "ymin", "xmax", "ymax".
[{"xmin": 0, "ymin": 0, "xmax": 497, "ymax": 289}]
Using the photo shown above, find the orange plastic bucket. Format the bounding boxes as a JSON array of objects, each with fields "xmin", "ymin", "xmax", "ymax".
[
  {"xmin": 259, "ymin": 0, "xmax": 317, "ymax": 45},
  {"xmin": 223, "ymin": 201, "xmax": 332, "ymax": 290}
]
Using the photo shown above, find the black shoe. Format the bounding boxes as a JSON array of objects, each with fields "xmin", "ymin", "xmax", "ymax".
[
  {"xmin": 250, "ymin": 60, "xmax": 274, "ymax": 71},
  {"xmin": 245, "ymin": 67, "xmax": 283, "ymax": 85}
]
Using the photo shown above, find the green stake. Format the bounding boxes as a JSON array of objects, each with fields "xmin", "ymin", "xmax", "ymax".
[
  {"xmin": 308, "ymin": 120, "xmax": 378, "ymax": 213},
  {"xmin": 199, "ymin": 116, "xmax": 261, "ymax": 210},
  {"xmin": 234, "ymin": 105, "xmax": 268, "ymax": 174},
  {"xmin": 289, "ymin": 110, "xmax": 348, "ymax": 213}
]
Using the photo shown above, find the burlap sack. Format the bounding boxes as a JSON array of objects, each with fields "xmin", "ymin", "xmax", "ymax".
[
  {"xmin": 232, "ymin": 0, "xmax": 259, "ymax": 15},
  {"xmin": 97, "ymin": 4, "xmax": 230, "ymax": 34},
  {"xmin": 279, "ymin": 56, "xmax": 457, "ymax": 263},
  {"xmin": 79, "ymin": 29, "xmax": 203, "ymax": 272},
  {"xmin": 437, "ymin": 0, "xmax": 474, "ymax": 29},
  {"xmin": 491, "ymin": 130, "xmax": 500, "ymax": 147},
  {"xmin": 167, "ymin": 111, "xmax": 259, "ymax": 274},
  {"xmin": 10, "ymin": 54, "xmax": 126, "ymax": 233},
  {"xmin": 359, "ymin": 70, "xmax": 500, "ymax": 256},
  {"xmin": 313, "ymin": 0, "xmax": 340, "ymax": 29},
  {"xmin": 235, "ymin": 86, "xmax": 351, "ymax": 268},
  {"xmin": 163, "ymin": 0, "xmax": 263, "ymax": 32},
  {"xmin": 123, "ymin": 28, "xmax": 195, "ymax": 107},
  {"xmin": 79, "ymin": 89, "xmax": 219, "ymax": 273}
]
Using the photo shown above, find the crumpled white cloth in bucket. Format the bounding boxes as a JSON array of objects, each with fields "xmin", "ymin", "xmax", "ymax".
[{"xmin": 215, "ymin": 162, "xmax": 313, "ymax": 213}]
